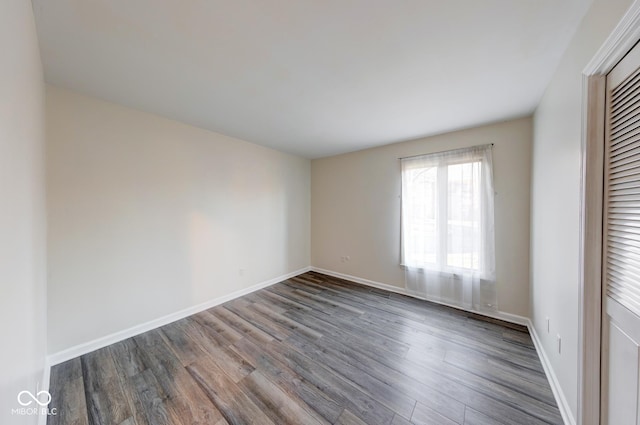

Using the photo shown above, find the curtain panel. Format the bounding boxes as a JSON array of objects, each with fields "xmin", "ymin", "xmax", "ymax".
[{"xmin": 400, "ymin": 144, "xmax": 496, "ymax": 312}]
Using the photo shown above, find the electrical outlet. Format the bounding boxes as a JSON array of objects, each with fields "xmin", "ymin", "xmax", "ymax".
[
  {"xmin": 546, "ymin": 317, "xmax": 550, "ymax": 333},
  {"xmin": 557, "ymin": 334, "xmax": 562, "ymax": 354}
]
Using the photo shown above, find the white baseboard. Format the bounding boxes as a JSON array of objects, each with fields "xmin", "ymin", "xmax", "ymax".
[
  {"xmin": 526, "ymin": 320, "xmax": 575, "ymax": 425},
  {"xmin": 310, "ymin": 267, "xmax": 573, "ymax": 425},
  {"xmin": 47, "ymin": 266, "xmax": 311, "ymax": 366},
  {"xmin": 310, "ymin": 267, "xmax": 529, "ymax": 326}
]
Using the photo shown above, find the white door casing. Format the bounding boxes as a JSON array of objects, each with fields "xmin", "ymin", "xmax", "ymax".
[{"xmin": 580, "ymin": 2, "xmax": 640, "ymax": 424}]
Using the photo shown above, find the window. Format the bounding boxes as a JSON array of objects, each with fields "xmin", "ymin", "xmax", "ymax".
[{"xmin": 401, "ymin": 145, "xmax": 495, "ymax": 278}]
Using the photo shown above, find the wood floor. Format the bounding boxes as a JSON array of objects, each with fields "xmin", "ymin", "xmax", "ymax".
[{"xmin": 48, "ymin": 272, "xmax": 562, "ymax": 425}]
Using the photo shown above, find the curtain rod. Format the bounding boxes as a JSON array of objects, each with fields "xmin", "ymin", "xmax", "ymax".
[{"xmin": 398, "ymin": 143, "xmax": 494, "ymax": 160}]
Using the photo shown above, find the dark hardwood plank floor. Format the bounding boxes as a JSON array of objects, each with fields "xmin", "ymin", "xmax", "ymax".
[{"xmin": 48, "ymin": 272, "xmax": 562, "ymax": 425}]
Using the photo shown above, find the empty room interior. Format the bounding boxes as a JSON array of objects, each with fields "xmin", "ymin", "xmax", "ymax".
[{"xmin": 4, "ymin": 0, "xmax": 640, "ymax": 424}]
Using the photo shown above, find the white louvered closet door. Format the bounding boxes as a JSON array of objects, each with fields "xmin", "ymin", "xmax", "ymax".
[{"xmin": 602, "ymin": 41, "xmax": 640, "ymax": 425}]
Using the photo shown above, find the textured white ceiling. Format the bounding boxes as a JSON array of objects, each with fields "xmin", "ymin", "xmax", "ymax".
[{"xmin": 32, "ymin": 0, "xmax": 592, "ymax": 158}]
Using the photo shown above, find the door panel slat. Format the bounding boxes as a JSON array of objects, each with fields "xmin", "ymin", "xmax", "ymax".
[
  {"xmin": 610, "ymin": 161, "xmax": 640, "ymax": 176},
  {"xmin": 610, "ymin": 132, "xmax": 640, "ymax": 153}
]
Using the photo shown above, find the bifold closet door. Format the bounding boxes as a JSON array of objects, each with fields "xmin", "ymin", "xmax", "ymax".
[{"xmin": 602, "ymin": 40, "xmax": 640, "ymax": 425}]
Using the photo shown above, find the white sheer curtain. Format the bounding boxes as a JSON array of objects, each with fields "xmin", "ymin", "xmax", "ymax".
[{"xmin": 401, "ymin": 144, "xmax": 496, "ymax": 312}]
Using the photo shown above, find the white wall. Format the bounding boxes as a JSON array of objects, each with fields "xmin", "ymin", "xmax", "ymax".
[
  {"xmin": 46, "ymin": 86, "xmax": 310, "ymax": 354},
  {"xmin": 530, "ymin": 0, "xmax": 633, "ymax": 419},
  {"xmin": 312, "ymin": 117, "xmax": 532, "ymax": 317},
  {"xmin": 0, "ymin": 1, "xmax": 47, "ymax": 424}
]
